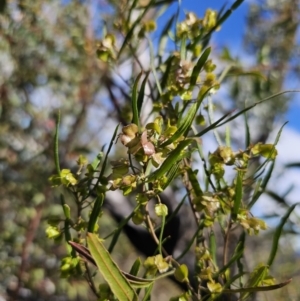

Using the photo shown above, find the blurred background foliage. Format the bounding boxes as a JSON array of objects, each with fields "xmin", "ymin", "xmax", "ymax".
[{"xmin": 0, "ymin": 0, "xmax": 300, "ymax": 300}]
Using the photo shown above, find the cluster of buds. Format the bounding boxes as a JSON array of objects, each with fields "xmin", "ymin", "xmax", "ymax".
[
  {"xmin": 177, "ymin": 10, "xmax": 217, "ymax": 41},
  {"xmin": 96, "ymin": 34, "xmax": 117, "ymax": 62}
]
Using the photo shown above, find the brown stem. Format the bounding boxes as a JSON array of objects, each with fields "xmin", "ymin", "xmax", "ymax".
[{"xmin": 223, "ymin": 217, "xmax": 233, "ymax": 268}]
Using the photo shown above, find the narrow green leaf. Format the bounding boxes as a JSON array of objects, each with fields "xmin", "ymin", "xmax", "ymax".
[
  {"xmin": 161, "ymin": 162, "xmax": 180, "ymax": 190},
  {"xmin": 176, "ymin": 220, "xmax": 205, "ymax": 261},
  {"xmin": 248, "ymin": 122, "xmax": 287, "ymax": 209},
  {"xmin": 61, "ymin": 194, "xmax": 73, "ymax": 254},
  {"xmin": 122, "ymin": 271, "xmax": 153, "ymax": 288},
  {"xmin": 267, "ymin": 203, "xmax": 299, "ymax": 266},
  {"xmin": 233, "ymin": 171, "xmax": 244, "ymax": 218},
  {"xmin": 222, "ymin": 278, "xmax": 291, "ymax": 294},
  {"xmin": 108, "ymin": 211, "xmax": 136, "ymax": 252},
  {"xmin": 248, "ymin": 162, "xmax": 274, "ymax": 209},
  {"xmin": 141, "ymin": 283, "xmax": 154, "ymax": 301},
  {"xmin": 54, "ymin": 110, "xmax": 61, "ymax": 175},
  {"xmin": 187, "ymin": 168, "xmax": 202, "ymax": 195},
  {"xmin": 240, "ymin": 265, "xmax": 269, "ymax": 300},
  {"xmin": 137, "ymin": 0, "xmax": 177, "ymax": 8},
  {"xmin": 87, "ymin": 194, "xmax": 104, "ymax": 233},
  {"xmin": 224, "ymin": 272, "xmax": 247, "ymax": 290},
  {"xmin": 131, "ymin": 72, "xmax": 143, "ymax": 129},
  {"xmin": 87, "ymin": 233, "xmax": 138, "ymax": 301},
  {"xmin": 137, "ymin": 72, "xmax": 150, "ymax": 116},
  {"xmin": 165, "ymin": 194, "xmax": 186, "ymax": 226},
  {"xmin": 160, "ymin": 102, "xmax": 198, "ymax": 147},
  {"xmin": 98, "ymin": 124, "xmax": 120, "ymax": 180},
  {"xmin": 190, "ymin": 47, "xmax": 211, "ymax": 86},
  {"xmin": 209, "ymin": 231, "xmax": 217, "ymax": 266},
  {"xmin": 203, "ymin": 0, "xmax": 245, "ymax": 47},
  {"xmin": 286, "ymin": 162, "xmax": 300, "ymax": 168},
  {"xmin": 217, "ymin": 91, "xmax": 299, "ymax": 128},
  {"xmin": 180, "ymin": 34, "xmax": 187, "ymax": 60},
  {"xmin": 244, "ymin": 111, "xmax": 250, "ymax": 148},
  {"xmin": 69, "ymin": 241, "xmax": 153, "ymax": 288},
  {"xmin": 129, "ymin": 258, "xmax": 141, "ymax": 276},
  {"xmin": 158, "ymin": 213, "xmax": 166, "ymax": 255},
  {"xmin": 194, "ymin": 91, "xmax": 298, "ymax": 139},
  {"xmin": 253, "ymin": 122, "xmax": 287, "ymax": 176},
  {"xmin": 147, "ymin": 139, "xmax": 193, "ymax": 181},
  {"xmin": 265, "ymin": 190, "xmax": 289, "ymax": 207},
  {"xmin": 193, "ymin": 110, "xmax": 233, "ymax": 138},
  {"xmin": 236, "ymin": 231, "xmax": 246, "ymax": 287}
]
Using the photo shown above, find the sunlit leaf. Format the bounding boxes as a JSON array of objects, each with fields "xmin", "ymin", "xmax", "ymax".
[{"xmin": 87, "ymin": 233, "xmax": 138, "ymax": 301}]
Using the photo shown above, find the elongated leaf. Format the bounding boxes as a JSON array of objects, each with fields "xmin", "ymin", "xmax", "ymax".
[
  {"xmin": 87, "ymin": 233, "xmax": 138, "ymax": 301},
  {"xmin": 161, "ymin": 161, "xmax": 180, "ymax": 190},
  {"xmin": 137, "ymin": 0, "xmax": 177, "ymax": 8},
  {"xmin": 217, "ymin": 91, "xmax": 299, "ymax": 128},
  {"xmin": 190, "ymin": 0, "xmax": 244, "ymax": 49},
  {"xmin": 285, "ymin": 162, "xmax": 300, "ymax": 168},
  {"xmin": 137, "ymin": 72, "xmax": 149, "ymax": 116},
  {"xmin": 201, "ymin": 0, "xmax": 245, "ymax": 49},
  {"xmin": 60, "ymin": 194, "xmax": 74, "ymax": 255},
  {"xmin": 267, "ymin": 203, "xmax": 299, "ymax": 266},
  {"xmin": 190, "ymin": 47, "xmax": 211, "ymax": 86},
  {"xmin": 194, "ymin": 91, "xmax": 298, "ymax": 139},
  {"xmin": 122, "ymin": 271, "xmax": 153, "ymax": 289},
  {"xmin": 222, "ymin": 278, "xmax": 291, "ymax": 294},
  {"xmin": 108, "ymin": 210, "xmax": 136, "ymax": 252},
  {"xmin": 98, "ymin": 124, "xmax": 120, "ymax": 180},
  {"xmin": 193, "ymin": 110, "xmax": 233, "ymax": 137},
  {"xmin": 265, "ymin": 190, "xmax": 289, "ymax": 207},
  {"xmin": 165, "ymin": 194, "xmax": 186, "ymax": 225},
  {"xmin": 180, "ymin": 34, "xmax": 187, "ymax": 60},
  {"xmin": 87, "ymin": 194, "xmax": 104, "ymax": 233},
  {"xmin": 141, "ymin": 283, "xmax": 154, "ymax": 301},
  {"xmin": 248, "ymin": 122, "xmax": 287, "ymax": 208},
  {"xmin": 147, "ymin": 139, "xmax": 193, "ymax": 181},
  {"xmin": 69, "ymin": 241, "xmax": 153, "ymax": 288},
  {"xmin": 244, "ymin": 111, "xmax": 250, "ymax": 148},
  {"xmin": 248, "ymin": 162, "xmax": 274, "ymax": 209},
  {"xmin": 187, "ymin": 168, "xmax": 202, "ymax": 195},
  {"xmin": 129, "ymin": 258, "xmax": 141, "ymax": 276},
  {"xmin": 209, "ymin": 231, "xmax": 217, "ymax": 266},
  {"xmin": 160, "ymin": 102, "xmax": 198, "ymax": 147},
  {"xmin": 176, "ymin": 220, "xmax": 204, "ymax": 261},
  {"xmin": 131, "ymin": 72, "xmax": 143, "ymax": 129},
  {"xmin": 253, "ymin": 122, "xmax": 287, "ymax": 175}
]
